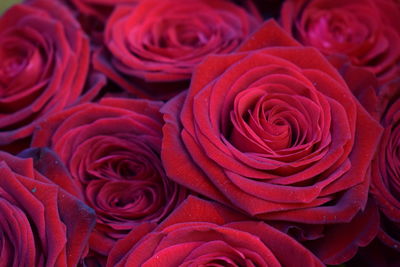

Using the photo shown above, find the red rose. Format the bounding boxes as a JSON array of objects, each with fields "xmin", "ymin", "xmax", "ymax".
[
  {"xmin": 162, "ymin": 20, "xmax": 382, "ymax": 264},
  {"xmin": 0, "ymin": 149, "xmax": 95, "ymax": 266},
  {"xmin": 0, "ymin": 0, "xmax": 103, "ymax": 147},
  {"xmin": 107, "ymin": 196, "xmax": 324, "ymax": 267},
  {"xmin": 94, "ymin": 0, "xmax": 261, "ymax": 99},
  {"xmin": 371, "ymin": 80, "xmax": 400, "ymax": 251},
  {"xmin": 32, "ymin": 97, "xmax": 186, "ymax": 256},
  {"xmin": 281, "ymin": 0, "xmax": 400, "ymax": 85}
]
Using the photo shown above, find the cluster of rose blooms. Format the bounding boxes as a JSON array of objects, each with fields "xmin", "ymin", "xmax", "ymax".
[{"xmin": 0, "ymin": 0, "xmax": 399, "ymax": 266}]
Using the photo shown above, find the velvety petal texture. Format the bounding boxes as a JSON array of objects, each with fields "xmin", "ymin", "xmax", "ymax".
[
  {"xmin": 107, "ymin": 196, "xmax": 324, "ymax": 267},
  {"xmin": 0, "ymin": 0, "xmax": 102, "ymax": 146},
  {"xmin": 281, "ymin": 0, "xmax": 400, "ymax": 85},
  {"xmin": 32, "ymin": 97, "xmax": 187, "ymax": 255},
  {"xmin": 94, "ymin": 0, "xmax": 261, "ymax": 99},
  {"xmin": 0, "ymin": 150, "xmax": 95, "ymax": 266},
  {"xmin": 161, "ymin": 20, "xmax": 383, "ymax": 264}
]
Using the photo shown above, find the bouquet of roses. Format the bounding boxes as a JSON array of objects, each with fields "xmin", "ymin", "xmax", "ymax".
[{"xmin": 0, "ymin": 0, "xmax": 399, "ymax": 266}]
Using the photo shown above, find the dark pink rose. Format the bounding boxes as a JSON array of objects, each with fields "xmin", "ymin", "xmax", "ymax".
[
  {"xmin": 107, "ymin": 196, "xmax": 324, "ymax": 267},
  {"xmin": 94, "ymin": 0, "xmax": 261, "ymax": 99},
  {"xmin": 0, "ymin": 149, "xmax": 95, "ymax": 266},
  {"xmin": 31, "ymin": 97, "xmax": 186, "ymax": 256},
  {"xmin": 371, "ymin": 80, "xmax": 400, "ymax": 252},
  {"xmin": 162, "ymin": 20, "xmax": 383, "ymax": 264},
  {"xmin": 0, "ymin": 0, "xmax": 104, "ymax": 147},
  {"xmin": 281, "ymin": 0, "xmax": 400, "ymax": 85}
]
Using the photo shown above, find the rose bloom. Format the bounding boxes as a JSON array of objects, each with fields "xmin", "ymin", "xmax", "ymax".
[
  {"xmin": 281, "ymin": 0, "xmax": 400, "ymax": 85},
  {"xmin": 371, "ymin": 80, "xmax": 400, "ymax": 252},
  {"xmin": 162, "ymin": 20, "xmax": 382, "ymax": 264},
  {"xmin": 94, "ymin": 0, "xmax": 261, "ymax": 99},
  {"xmin": 107, "ymin": 196, "xmax": 324, "ymax": 267},
  {"xmin": 31, "ymin": 97, "xmax": 186, "ymax": 256},
  {"xmin": 0, "ymin": 0, "xmax": 104, "ymax": 148},
  {"xmin": 0, "ymin": 149, "xmax": 95, "ymax": 266}
]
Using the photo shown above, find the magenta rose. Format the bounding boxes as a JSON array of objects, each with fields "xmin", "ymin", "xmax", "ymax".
[
  {"xmin": 107, "ymin": 196, "xmax": 324, "ymax": 267},
  {"xmin": 162, "ymin": 20, "xmax": 382, "ymax": 264},
  {"xmin": 31, "ymin": 97, "xmax": 186, "ymax": 256},
  {"xmin": 94, "ymin": 0, "xmax": 261, "ymax": 99},
  {"xmin": 0, "ymin": 149, "xmax": 95, "ymax": 266},
  {"xmin": 0, "ymin": 0, "xmax": 103, "ymax": 147},
  {"xmin": 371, "ymin": 80, "xmax": 400, "ymax": 251},
  {"xmin": 281, "ymin": 0, "xmax": 400, "ymax": 85}
]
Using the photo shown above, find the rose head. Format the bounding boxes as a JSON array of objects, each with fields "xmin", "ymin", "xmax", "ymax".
[
  {"xmin": 32, "ymin": 97, "xmax": 186, "ymax": 255},
  {"xmin": 162, "ymin": 20, "xmax": 383, "ymax": 264},
  {"xmin": 0, "ymin": 150, "xmax": 95, "ymax": 266},
  {"xmin": 94, "ymin": 0, "xmax": 261, "ymax": 99},
  {"xmin": 281, "ymin": 0, "xmax": 400, "ymax": 85},
  {"xmin": 0, "ymin": 0, "xmax": 104, "ymax": 147},
  {"xmin": 371, "ymin": 80, "xmax": 400, "ymax": 251},
  {"xmin": 107, "ymin": 196, "xmax": 324, "ymax": 267}
]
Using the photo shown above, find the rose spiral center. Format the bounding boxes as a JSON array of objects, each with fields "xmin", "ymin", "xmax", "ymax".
[
  {"xmin": 304, "ymin": 10, "xmax": 370, "ymax": 54},
  {"xmin": 229, "ymin": 87, "xmax": 319, "ymax": 155},
  {"xmin": 0, "ymin": 38, "xmax": 44, "ymax": 96}
]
